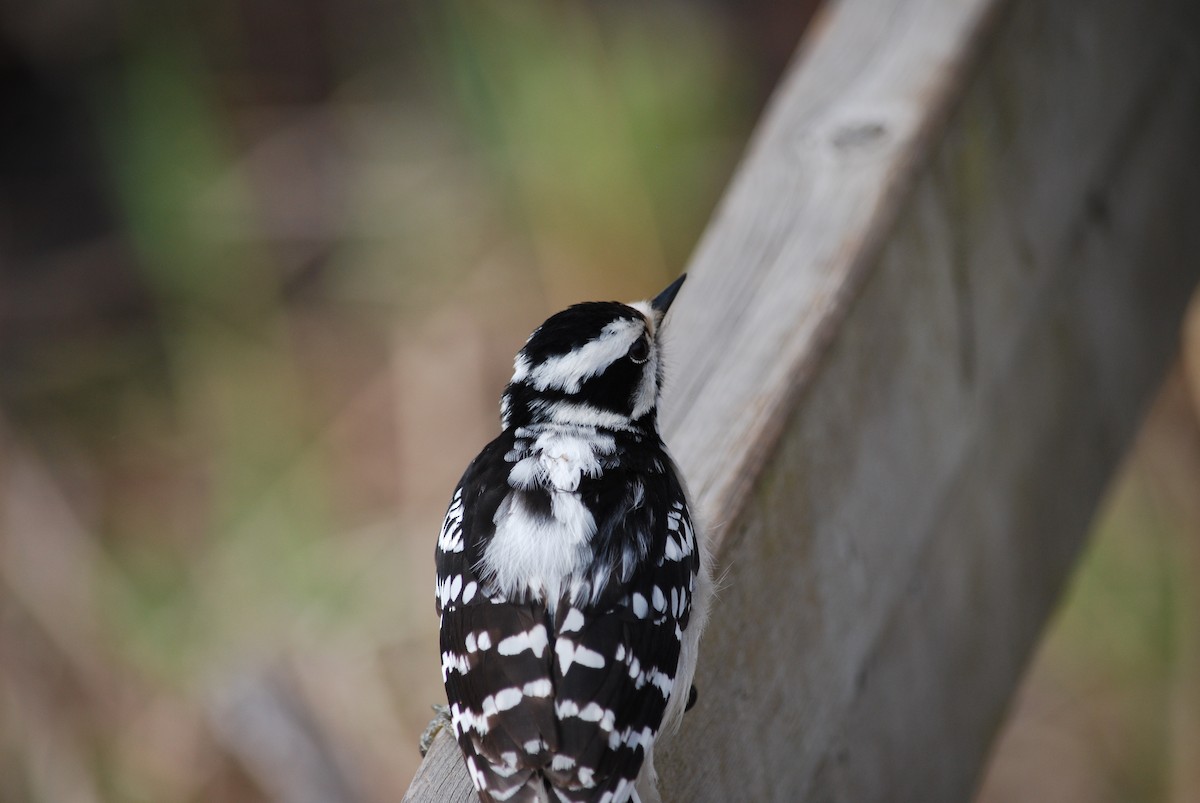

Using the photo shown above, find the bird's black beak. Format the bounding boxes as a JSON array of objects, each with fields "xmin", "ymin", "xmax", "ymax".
[{"xmin": 651, "ymin": 274, "xmax": 687, "ymax": 315}]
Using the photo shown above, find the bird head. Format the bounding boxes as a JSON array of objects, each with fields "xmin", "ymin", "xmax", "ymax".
[{"xmin": 500, "ymin": 275, "xmax": 686, "ymax": 433}]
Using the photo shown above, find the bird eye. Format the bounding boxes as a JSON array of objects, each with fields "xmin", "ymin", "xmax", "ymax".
[{"xmin": 628, "ymin": 337, "xmax": 650, "ymax": 364}]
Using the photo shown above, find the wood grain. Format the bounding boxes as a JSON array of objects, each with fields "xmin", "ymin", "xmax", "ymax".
[
  {"xmin": 404, "ymin": 728, "xmax": 477, "ymax": 802},
  {"xmin": 405, "ymin": 0, "xmax": 1200, "ymax": 797}
]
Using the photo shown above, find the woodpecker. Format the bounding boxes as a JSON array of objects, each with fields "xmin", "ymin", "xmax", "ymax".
[{"xmin": 435, "ymin": 274, "xmax": 711, "ymax": 803}]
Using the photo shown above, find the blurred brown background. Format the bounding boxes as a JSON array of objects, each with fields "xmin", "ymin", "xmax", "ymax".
[{"xmin": 0, "ymin": 1, "xmax": 1196, "ymax": 801}]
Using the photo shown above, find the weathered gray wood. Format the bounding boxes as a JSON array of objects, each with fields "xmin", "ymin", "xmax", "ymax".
[
  {"xmin": 405, "ymin": 0, "xmax": 1200, "ymax": 797},
  {"xmin": 656, "ymin": 0, "xmax": 1200, "ymax": 798},
  {"xmin": 404, "ymin": 728, "xmax": 476, "ymax": 802}
]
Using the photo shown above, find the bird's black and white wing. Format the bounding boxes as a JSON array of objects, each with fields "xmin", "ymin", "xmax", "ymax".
[
  {"xmin": 437, "ymin": 432, "xmax": 561, "ymax": 802},
  {"xmin": 544, "ymin": 461, "xmax": 700, "ymax": 803}
]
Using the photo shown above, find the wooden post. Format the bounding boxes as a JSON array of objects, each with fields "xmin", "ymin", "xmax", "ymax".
[{"xmin": 405, "ymin": 0, "xmax": 1200, "ymax": 797}]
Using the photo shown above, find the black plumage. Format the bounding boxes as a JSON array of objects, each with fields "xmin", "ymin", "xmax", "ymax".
[{"xmin": 436, "ymin": 276, "xmax": 706, "ymax": 803}]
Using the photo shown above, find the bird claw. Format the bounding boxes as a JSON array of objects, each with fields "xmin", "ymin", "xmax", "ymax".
[{"xmin": 420, "ymin": 704, "xmax": 453, "ymax": 756}]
